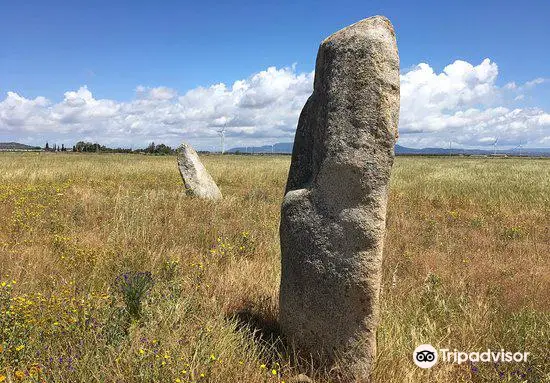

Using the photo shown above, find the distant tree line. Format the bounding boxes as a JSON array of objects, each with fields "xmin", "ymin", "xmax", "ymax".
[
  {"xmin": 44, "ymin": 142, "xmax": 68, "ymax": 152},
  {"xmin": 74, "ymin": 142, "xmax": 105, "ymax": 152},
  {"xmin": 143, "ymin": 142, "xmax": 174, "ymax": 155},
  {"xmin": 44, "ymin": 141, "xmax": 176, "ymax": 155}
]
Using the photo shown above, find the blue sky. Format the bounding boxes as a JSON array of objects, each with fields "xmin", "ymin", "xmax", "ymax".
[{"xmin": 1, "ymin": 0, "xmax": 549, "ymax": 149}]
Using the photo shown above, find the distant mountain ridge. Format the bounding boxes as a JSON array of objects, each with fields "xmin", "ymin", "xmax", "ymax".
[
  {"xmin": 228, "ymin": 142, "xmax": 294, "ymax": 154},
  {"xmin": 229, "ymin": 143, "xmax": 550, "ymax": 157},
  {"xmin": 0, "ymin": 142, "xmax": 41, "ymax": 150},
  {"xmin": 2, "ymin": 141, "xmax": 549, "ymax": 157},
  {"xmin": 394, "ymin": 144, "xmax": 550, "ymax": 156}
]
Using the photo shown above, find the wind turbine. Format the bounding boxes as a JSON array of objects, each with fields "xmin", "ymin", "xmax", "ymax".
[
  {"xmin": 511, "ymin": 141, "xmax": 526, "ymax": 157},
  {"xmin": 519, "ymin": 144, "xmax": 523, "ymax": 157},
  {"xmin": 492, "ymin": 138, "xmax": 499, "ymax": 156}
]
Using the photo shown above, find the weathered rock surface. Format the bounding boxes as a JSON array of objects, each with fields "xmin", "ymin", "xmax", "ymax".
[
  {"xmin": 177, "ymin": 142, "xmax": 222, "ymax": 200},
  {"xmin": 279, "ymin": 16, "xmax": 399, "ymax": 381}
]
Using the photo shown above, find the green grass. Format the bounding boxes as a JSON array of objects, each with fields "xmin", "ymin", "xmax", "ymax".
[{"xmin": 0, "ymin": 153, "xmax": 548, "ymax": 382}]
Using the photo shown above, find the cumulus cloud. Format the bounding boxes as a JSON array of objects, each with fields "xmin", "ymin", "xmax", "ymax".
[
  {"xmin": 136, "ymin": 86, "xmax": 178, "ymax": 100},
  {"xmin": 0, "ymin": 59, "xmax": 549, "ymax": 149},
  {"xmin": 0, "ymin": 66, "xmax": 314, "ymax": 148},
  {"xmin": 0, "ymin": 92, "xmax": 50, "ymax": 129},
  {"xmin": 398, "ymin": 59, "xmax": 550, "ymax": 148}
]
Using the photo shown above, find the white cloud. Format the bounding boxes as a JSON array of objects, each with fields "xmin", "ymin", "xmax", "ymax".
[
  {"xmin": 0, "ymin": 66, "xmax": 314, "ymax": 148},
  {"xmin": 136, "ymin": 86, "xmax": 178, "ymax": 100},
  {"xmin": 0, "ymin": 59, "xmax": 549, "ymax": 149},
  {"xmin": 504, "ymin": 82, "xmax": 517, "ymax": 90},
  {"xmin": 524, "ymin": 77, "xmax": 546, "ymax": 88},
  {"xmin": 398, "ymin": 59, "xmax": 550, "ymax": 148}
]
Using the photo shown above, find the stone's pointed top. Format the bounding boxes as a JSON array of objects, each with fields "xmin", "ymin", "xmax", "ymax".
[
  {"xmin": 311, "ymin": 14, "xmax": 400, "ymax": 144},
  {"xmin": 177, "ymin": 141, "xmax": 195, "ymax": 152},
  {"xmin": 322, "ymin": 15, "xmax": 395, "ymax": 45},
  {"xmin": 177, "ymin": 141, "xmax": 222, "ymax": 200}
]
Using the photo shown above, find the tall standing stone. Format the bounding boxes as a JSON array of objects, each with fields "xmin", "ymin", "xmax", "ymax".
[
  {"xmin": 279, "ymin": 16, "xmax": 399, "ymax": 381},
  {"xmin": 177, "ymin": 142, "xmax": 222, "ymax": 200}
]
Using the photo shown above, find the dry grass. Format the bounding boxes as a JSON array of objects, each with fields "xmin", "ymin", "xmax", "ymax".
[{"xmin": 0, "ymin": 152, "xmax": 548, "ymax": 382}]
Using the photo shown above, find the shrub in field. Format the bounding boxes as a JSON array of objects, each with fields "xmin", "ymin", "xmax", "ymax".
[
  {"xmin": 502, "ymin": 226, "xmax": 524, "ymax": 240},
  {"xmin": 113, "ymin": 271, "xmax": 154, "ymax": 321}
]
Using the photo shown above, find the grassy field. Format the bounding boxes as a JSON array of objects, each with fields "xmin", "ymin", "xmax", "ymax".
[{"xmin": 0, "ymin": 152, "xmax": 549, "ymax": 383}]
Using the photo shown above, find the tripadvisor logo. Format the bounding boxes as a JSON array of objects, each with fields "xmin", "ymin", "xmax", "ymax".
[
  {"xmin": 413, "ymin": 344, "xmax": 438, "ymax": 368},
  {"xmin": 413, "ymin": 344, "xmax": 529, "ymax": 369}
]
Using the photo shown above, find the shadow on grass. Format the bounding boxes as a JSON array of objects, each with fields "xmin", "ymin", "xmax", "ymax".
[
  {"xmin": 225, "ymin": 297, "xmax": 287, "ymax": 364},
  {"xmin": 232, "ymin": 307, "xmax": 282, "ymax": 344},
  {"xmin": 226, "ymin": 298, "xmax": 330, "ymax": 381}
]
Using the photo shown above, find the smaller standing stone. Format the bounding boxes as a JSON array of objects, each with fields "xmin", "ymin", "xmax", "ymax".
[{"xmin": 177, "ymin": 142, "xmax": 222, "ymax": 200}]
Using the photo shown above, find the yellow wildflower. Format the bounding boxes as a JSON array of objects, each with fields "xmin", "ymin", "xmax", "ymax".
[
  {"xmin": 14, "ymin": 370, "xmax": 25, "ymax": 379},
  {"xmin": 260, "ymin": 364, "xmax": 266, "ymax": 369},
  {"xmin": 0, "ymin": 375, "xmax": 5, "ymax": 382},
  {"xmin": 15, "ymin": 344, "xmax": 25, "ymax": 351},
  {"xmin": 272, "ymin": 369, "xmax": 277, "ymax": 375},
  {"xmin": 29, "ymin": 365, "xmax": 41, "ymax": 376}
]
